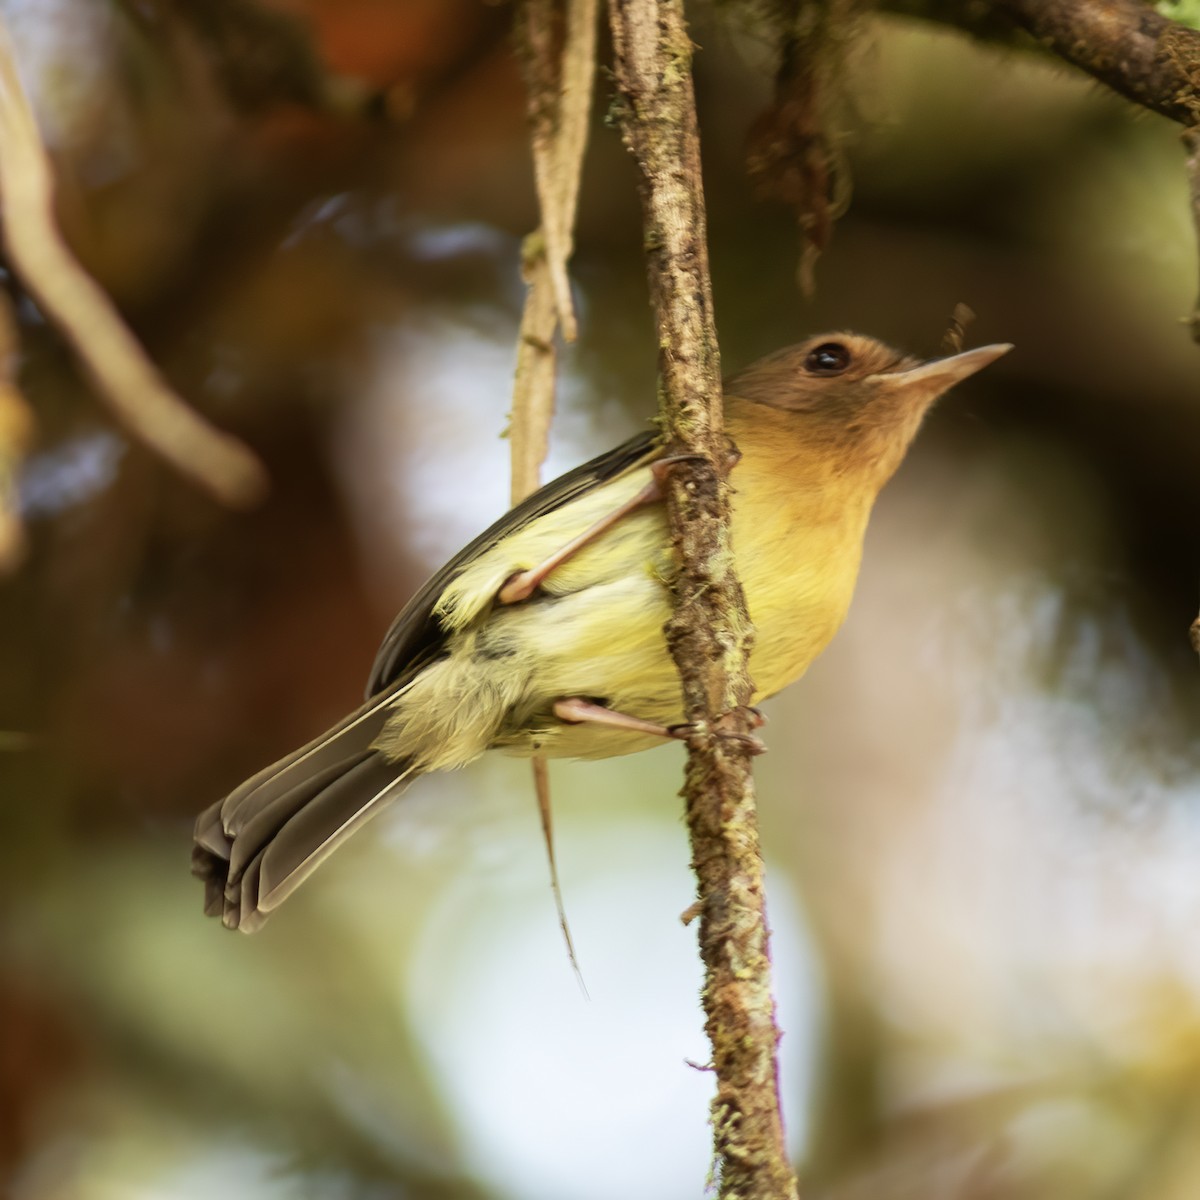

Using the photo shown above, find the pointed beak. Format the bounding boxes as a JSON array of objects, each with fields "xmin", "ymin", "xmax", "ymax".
[{"xmin": 869, "ymin": 342, "xmax": 1013, "ymax": 393}]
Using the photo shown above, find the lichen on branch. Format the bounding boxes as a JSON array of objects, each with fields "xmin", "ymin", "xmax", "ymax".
[{"xmin": 605, "ymin": 1, "xmax": 798, "ymax": 1196}]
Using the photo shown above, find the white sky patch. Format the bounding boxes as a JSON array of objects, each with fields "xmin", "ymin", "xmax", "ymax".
[
  {"xmin": 2, "ymin": 0, "xmax": 139, "ymax": 186},
  {"xmin": 19, "ymin": 431, "xmax": 124, "ymax": 516},
  {"xmin": 399, "ymin": 764, "xmax": 819, "ymax": 1200},
  {"xmin": 331, "ymin": 314, "xmax": 641, "ymax": 611}
]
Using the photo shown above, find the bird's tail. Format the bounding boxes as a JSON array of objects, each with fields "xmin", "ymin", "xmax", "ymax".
[{"xmin": 192, "ymin": 694, "xmax": 415, "ymax": 932}]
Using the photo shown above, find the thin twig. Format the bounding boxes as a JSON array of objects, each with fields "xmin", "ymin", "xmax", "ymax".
[
  {"xmin": 0, "ymin": 290, "xmax": 30, "ymax": 572},
  {"xmin": 512, "ymin": 0, "xmax": 600, "ymax": 986},
  {"xmin": 511, "ymin": 240, "xmax": 560, "ymax": 502},
  {"xmin": 511, "ymin": 0, "xmax": 600, "ymax": 495},
  {"xmin": 510, "ymin": 0, "xmax": 600, "ymax": 490},
  {"xmin": 520, "ymin": 0, "xmax": 599, "ymax": 343},
  {"xmin": 0, "ymin": 21, "xmax": 267, "ymax": 509},
  {"xmin": 606, "ymin": 2, "xmax": 796, "ymax": 1197}
]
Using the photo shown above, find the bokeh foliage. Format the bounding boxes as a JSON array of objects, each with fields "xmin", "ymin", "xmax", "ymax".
[{"xmin": 0, "ymin": 2, "xmax": 1198, "ymax": 1197}]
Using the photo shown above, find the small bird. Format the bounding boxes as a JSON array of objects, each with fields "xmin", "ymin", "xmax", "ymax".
[{"xmin": 193, "ymin": 331, "xmax": 1010, "ymax": 931}]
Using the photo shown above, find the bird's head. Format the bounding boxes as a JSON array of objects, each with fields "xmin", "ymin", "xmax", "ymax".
[{"xmin": 726, "ymin": 331, "xmax": 1012, "ymax": 486}]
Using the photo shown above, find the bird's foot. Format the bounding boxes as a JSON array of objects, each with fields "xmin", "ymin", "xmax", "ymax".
[
  {"xmin": 552, "ymin": 698, "xmax": 765, "ymax": 752},
  {"xmin": 667, "ymin": 706, "xmax": 767, "ymax": 755}
]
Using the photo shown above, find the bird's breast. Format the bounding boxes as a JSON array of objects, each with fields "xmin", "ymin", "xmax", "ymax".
[{"xmin": 731, "ymin": 468, "xmax": 868, "ymax": 702}]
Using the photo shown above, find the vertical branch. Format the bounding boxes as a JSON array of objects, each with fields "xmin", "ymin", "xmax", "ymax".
[
  {"xmin": 512, "ymin": 0, "xmax": 599, "ymax": 980},
  {"xmin": 511, "ymin": 0, "xmax": 600, "ymax": 503},
  {"xmin": 522, "ymin": 0, "xmax": 599, "ymax": 348},
  {"xmin": 606, "ymin": 2, "xmax": 797, "ymax": 1197},
  {"xmin": 511, "ymin": 236, "xmax": 560, "ymax": 501}
]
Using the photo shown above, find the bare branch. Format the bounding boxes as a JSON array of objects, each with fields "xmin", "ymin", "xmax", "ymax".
[
  {"xmin": 531, "ymin": 0, "xmax": 599, "ymax": 341},
  {"xmin": 519, "ymin": 0, "xmax": 600, "ymax": 349},
  {"xmin": 511, "ymin": 0, "xmax": 600, "ymax": 500},
  {"xmin": 510, "ymin": 237, "xmax": 561, "ymax": 503},
  {"xmin": 0, "ymin": 21, "xmax": 268, "ymax": 509},
  {"xmin": 606, "ymin": 2, "xmax": 797, "ymax": 1196},
  {"xmin": 511, "ymin": 0, "xmax": 600, "ymax": 986}
]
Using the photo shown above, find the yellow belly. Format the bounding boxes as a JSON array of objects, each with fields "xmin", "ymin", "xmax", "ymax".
[
  {"xmin": 375, "ymin": 443, "xmax": 870, "ymax": 768},
  {"xmin": 736, "ymin": 492, "xmax": 867, "ymax": 702}
]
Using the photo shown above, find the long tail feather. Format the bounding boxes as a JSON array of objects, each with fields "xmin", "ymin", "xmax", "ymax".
[{"xmin": 192, "ymin": 694, "xmax": 416, "ymax": 932}]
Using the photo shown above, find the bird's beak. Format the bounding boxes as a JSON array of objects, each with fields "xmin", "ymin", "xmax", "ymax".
[{"xmin": 868, "ymin": 343, "xmax": 1013, "ymax": 393}]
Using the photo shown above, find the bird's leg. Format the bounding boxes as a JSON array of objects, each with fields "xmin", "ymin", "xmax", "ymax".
[
  {"xmin": 553, "ymin": 697, "xmax": 680, "ymax": 740},
  {"xmin": 498, "ymin": 452, "xmax": 716, "ymax": 605},
  {"xmin": 553, "ymin": 698, "xmax": 767, "ymax": 754}
]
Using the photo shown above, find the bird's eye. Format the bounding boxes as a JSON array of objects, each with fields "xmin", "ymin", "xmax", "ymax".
[{"xmin": 804, "ymin": 342, "xmax": 852, "ymax": 376}]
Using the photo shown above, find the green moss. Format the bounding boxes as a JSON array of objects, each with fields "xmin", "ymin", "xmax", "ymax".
[
  {"xmin": 1159, "ymin": 0, "xmax": 1200, "ymax": 31},
  {"xmin": 662, "ymin": 46, "xmax": 692, "ymax": 87},
  {"xmin": 603, "ymin": 93, "xmax": 628, "ymax": 130},
  {"xmin": 520, "ymin": 230, "xmax": 546, "ymax": 267}
]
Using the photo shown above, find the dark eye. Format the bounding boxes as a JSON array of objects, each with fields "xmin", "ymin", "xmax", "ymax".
[{"xmin": 804, "ymin": 342, "xmax": 851, "ymax": 375}]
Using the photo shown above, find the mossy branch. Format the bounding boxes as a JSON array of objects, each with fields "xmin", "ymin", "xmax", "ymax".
[
  {"xmin": 882, "ymin": 0, "xmax": 1200, "ymax": 126},
  {"xmin": 996, "ymin": 0, "xmax": 1200, "ymax": 126},
  {"xmin": 606, "ymin": 1, "xmax": 797, "ymax": 1196},
  {"xmin": 881, "ymin": 0, "xmax": 1200, "ymax": 342}
]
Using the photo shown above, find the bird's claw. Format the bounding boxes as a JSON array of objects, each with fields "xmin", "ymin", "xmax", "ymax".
[
  {"xmin": 648, "ymin": 453, "xmax": 707, "ymax": 493},
  {"xmin": 668, "ymin": 707, "xmax": 767, "ymax": 755}
]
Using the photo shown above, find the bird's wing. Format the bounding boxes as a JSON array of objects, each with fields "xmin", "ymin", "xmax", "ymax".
[
  {"xmin": 365, "ymin": 427, "xmax": 663, "ymax": 697},
  {"xmin": 194, "ymin": 426, "xmax": 662, "ymax": 932}
]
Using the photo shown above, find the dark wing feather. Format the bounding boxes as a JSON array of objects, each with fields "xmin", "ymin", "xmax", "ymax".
[
  {"xmin": 365, "ymin": 427, "xmax": 662, "ymax": 696},
  {"xmin": 194, "ymin": 427, "xmax": 662, "ymax": 932}
]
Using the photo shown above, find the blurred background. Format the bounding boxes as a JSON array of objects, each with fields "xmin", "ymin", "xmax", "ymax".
[{"xmin": 1, "ymin": 1, "xmax": 1199, "ymax": 1197}]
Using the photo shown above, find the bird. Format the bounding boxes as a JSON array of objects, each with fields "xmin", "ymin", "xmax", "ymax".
[{"xmin": 193, "ymin": 331, "xmax": 1011, "ymax": 932}]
